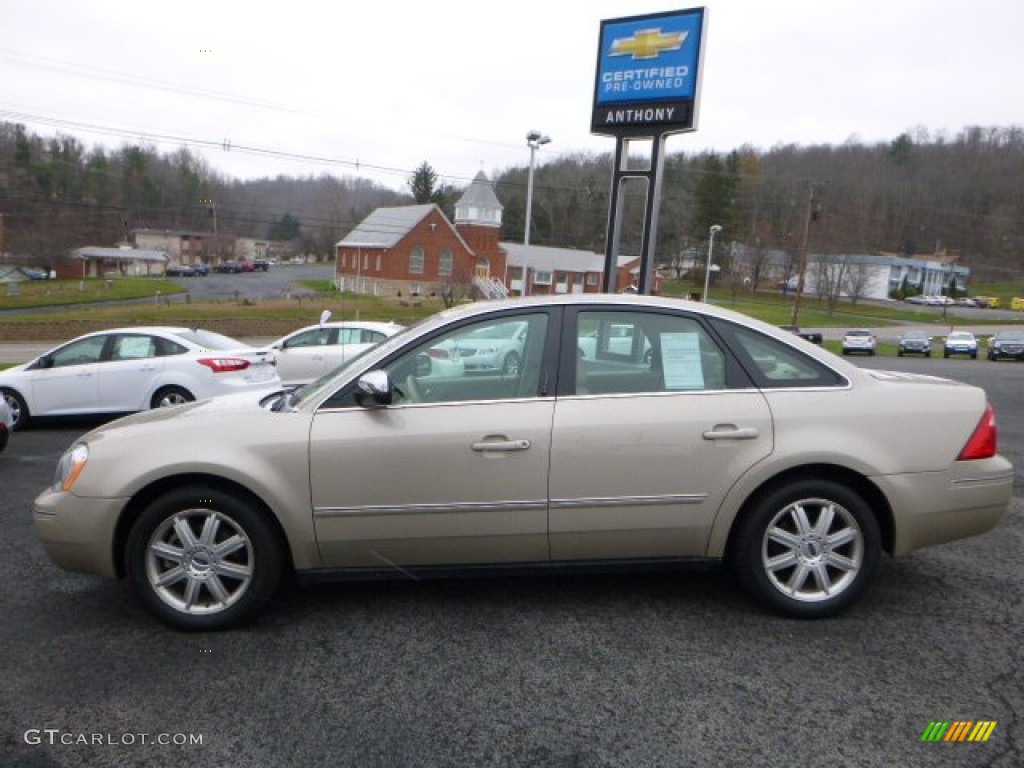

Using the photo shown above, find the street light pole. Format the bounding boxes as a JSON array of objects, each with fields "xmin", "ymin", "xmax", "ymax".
[
  {"xmin": 523, "ymin": 130, "xmax": 551, "ymax": 296},
  {"xmin": 703, "ymin": 224, "xmax": 722, "ymax": 302}
]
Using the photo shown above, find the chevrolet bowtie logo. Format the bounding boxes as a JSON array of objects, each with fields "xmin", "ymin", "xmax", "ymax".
[{"xmin": 610, "ymin": 28, "xmax": 688, "ymax": 60}]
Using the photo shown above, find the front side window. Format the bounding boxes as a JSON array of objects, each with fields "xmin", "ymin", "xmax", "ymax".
[
  {"xmin": 409, "ymin": 246, "xmax": 425, "ymax": 275},
  {"xmin": 49, "ymin": 336, "xmax": 107, "ymax": 368},
  {"xmin": 384, "ymin": 313, "xmax": 549, "ymax": 405}
]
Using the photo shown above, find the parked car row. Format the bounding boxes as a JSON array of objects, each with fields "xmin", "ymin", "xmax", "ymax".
[
  {"xmin": 165, "ymin": 263, "xmax": 209, "ymax": 277},
  {"xmin": 210, "ymin": 259, "xmax": 271, "ymax": 274},
  {"xmin": 845, "ymin": 329, "xmax": 1023, "ymax": 362},
  {"xmin": 904, "ymin": 294, "xmax": 1000, "ymax": 308},
  {"xmin": 0, "ymin": 316, "xmax": 412, "ymax": 431}
]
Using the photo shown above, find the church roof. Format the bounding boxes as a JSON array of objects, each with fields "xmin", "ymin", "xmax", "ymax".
[
  {"xmin": 337, "ymin": 204, "xmax": 437, "ymax": 248},
  {"xmin": 456, "ymin": 171, "xmax": 503, "ymax": 212}
]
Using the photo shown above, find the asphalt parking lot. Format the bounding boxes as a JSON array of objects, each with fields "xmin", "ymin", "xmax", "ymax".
[{"xmin": 0, "ymin": 356, "xmax": 1021, "ymax": 767}]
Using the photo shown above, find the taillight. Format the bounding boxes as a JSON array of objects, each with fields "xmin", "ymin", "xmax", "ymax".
[
  {"xmin": 957, "ymin": 403, "xmax": 997, "ymax": 460},
  {"xmin": 197, "ymin": 357, "xmax": 251, "ymax": 373},
  {"xmin": 427, "ymin": 348, "xmax": 450, "ymax": 360}
]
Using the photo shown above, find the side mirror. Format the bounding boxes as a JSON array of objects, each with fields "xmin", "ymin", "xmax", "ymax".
[{"xmin": 354, "ymin": 370, "xmax": 393, "ymax": 407}]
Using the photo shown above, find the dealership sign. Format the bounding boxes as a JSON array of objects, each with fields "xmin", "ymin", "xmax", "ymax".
[{"xmin": 592, "ymin": 7, "xmax": 706, "ymax": 136}]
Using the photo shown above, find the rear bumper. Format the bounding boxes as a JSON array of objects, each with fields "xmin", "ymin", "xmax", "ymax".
[{"xmin": 873, "ymin": 456, "xmax": 1014, "ymax": 555}]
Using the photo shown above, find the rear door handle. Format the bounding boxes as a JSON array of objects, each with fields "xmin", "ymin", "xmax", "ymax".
[{"xmin": 702, "ymin": 426, "xmax": 759, "ymax": 441}]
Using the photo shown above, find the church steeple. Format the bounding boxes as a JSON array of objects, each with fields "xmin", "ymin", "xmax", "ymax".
[{"xmin": 455, "ymin": 171, "xmax": 503, "ymax": 228}]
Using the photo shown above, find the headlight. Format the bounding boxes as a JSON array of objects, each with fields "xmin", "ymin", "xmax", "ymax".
[{"xmin": 53, "ymin": 443, "xmax": 89, "ymax": 492}]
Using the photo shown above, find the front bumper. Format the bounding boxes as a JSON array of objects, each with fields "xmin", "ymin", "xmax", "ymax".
[{"xmin": 33, "ymin": 489, "xmax": 127, "ymax": 578}]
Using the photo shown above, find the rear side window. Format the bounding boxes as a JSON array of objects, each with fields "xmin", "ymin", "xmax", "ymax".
[
  {"xmin": 715, "ymin": 322, "xmax": 847, "ymax": 388},
  {"xmin": 572, "ymin": 311, "xmax": 732, "ymax": 394}
]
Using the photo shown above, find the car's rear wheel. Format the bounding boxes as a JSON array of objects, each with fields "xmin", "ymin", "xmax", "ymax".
[
  {"xmin": 151, "ymin": 386, "xmax": 195, "ymax": 409},
  {"xmin": 1, "ymin": 388, "xmax": 30, "ymax": 430},
  {"xmin": 732, "ymin": 479, "xmax": 881, "ymax": 618},
  {"xmin": 126, "ymin": 486, "xmax": 283, "ymax": 631}
]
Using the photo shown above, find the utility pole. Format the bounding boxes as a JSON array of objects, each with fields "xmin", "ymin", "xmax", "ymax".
[{"xmin": 789, "ymin": 182, "xmax": 821, "ymax": 327}]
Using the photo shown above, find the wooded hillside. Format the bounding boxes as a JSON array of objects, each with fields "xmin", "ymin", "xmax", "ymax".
[{"xmin": 2, "ymin": 121, "xmax": 1022, "ymax": 283}]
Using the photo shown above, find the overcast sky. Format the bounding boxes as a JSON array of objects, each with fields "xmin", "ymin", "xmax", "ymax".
[{"xmin": 2, "ymin": 0, "xmax": 1022, "ymax": 191}]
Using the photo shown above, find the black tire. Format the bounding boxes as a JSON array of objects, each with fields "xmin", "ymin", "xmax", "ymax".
[
  {"xmin": 731, "ymin": 478, "xmax": 882, "ymax": 619},
  {"xmin": 1, "ymin": 388, "xmax": 30, "ymax": 430},
  {"xmin": 151, "ymin": 386, "xmax": 195, "ymax": 409},
  {"xmin": 971, "ymin": 352, "xmax": 977, "ymax": 359},
  {"xmin": 125, "ymin": 485, "xmax": 284, "ymax": 631},
  {"xmin": 502, "ymin": 352, "xmax": 521, "ymax": 376}
]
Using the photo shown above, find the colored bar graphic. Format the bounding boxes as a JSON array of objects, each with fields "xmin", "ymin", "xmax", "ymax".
[
  {"xmin": 921, "ymin": 720, "xmax": 996, "ymax": 742},
  {"xmin": 969, "ymin": 721, "xmax": 998, "ymax": 742}
]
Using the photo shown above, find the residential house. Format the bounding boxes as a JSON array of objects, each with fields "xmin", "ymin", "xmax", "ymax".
[
  {"xmin": 801, "ymin": 251, "xmax": 969, "ymax": 301},
  {"xmin": 133, "ymin": 229, "xmax": 235, "ymax": 268},
  {"xmin": 57, "ymin": 246, "xmax": 168, "ymax": 279}
]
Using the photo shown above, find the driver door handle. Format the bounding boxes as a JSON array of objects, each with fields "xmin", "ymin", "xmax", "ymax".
[
  {"xmin": 702, "ymin": 426, "xmax": 759, "ymax": 441},
  {"xmin": 471, "ymin": 438, "xmax": 531, "ymax": 452}
]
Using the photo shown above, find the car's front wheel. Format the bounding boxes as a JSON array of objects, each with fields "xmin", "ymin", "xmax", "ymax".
[
  {"xmin": 1, "ymin": 388, "xmax": 30, "ymax": 430},
  {"xmin": 151, "ymin": 386, "xmax": 195, "ymax": 409},
  {"xmin": 732, "ymin": 479, "xmax": 881, "ymax": 618},
  {"xmin": 125, "ymin": 486, "xmax": 284, "ymax": 631}
]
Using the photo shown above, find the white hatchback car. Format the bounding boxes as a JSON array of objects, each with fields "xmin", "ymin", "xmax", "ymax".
[
  {"xmin": 267, "ymin": 321, "xmax": 405, "ymax": 387},
  {"xmin": 0, "ymin": 327, "xmax": 280, "ymax": 429}
]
